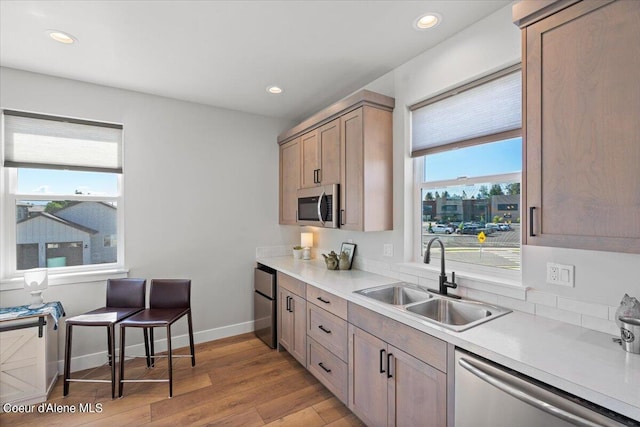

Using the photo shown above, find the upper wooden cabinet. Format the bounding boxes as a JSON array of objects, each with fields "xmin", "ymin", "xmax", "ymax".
[
  {"xmin": 279, "ymin": 137, "xmax": 300, "ymax": 225},
  {"xmin": 340, "ymin": 106, "xmax": 392, "ymax": 232},
  {"xmin": 278, "ymin": 90, "xmax": 395, "ymax": 231},
  {"xmin": 300, "ymin": 118, "xmax": 341, "ymax": 189},
  {"xmin": 515, "ymin": 0, "xmax": 640, "ymax": 253}
]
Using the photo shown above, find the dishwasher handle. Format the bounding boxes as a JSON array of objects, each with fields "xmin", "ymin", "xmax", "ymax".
[{"xmin": 458, "ymin": 357, "xmax": 618, "ymax": 427}]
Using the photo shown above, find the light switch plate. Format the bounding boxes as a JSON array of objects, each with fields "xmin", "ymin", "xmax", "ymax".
[{"xmin": 546, "ymin": 262, "xmax": 574, "ymax": 287}]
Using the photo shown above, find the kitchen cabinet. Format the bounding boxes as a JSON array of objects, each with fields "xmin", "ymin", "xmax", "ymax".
[
  {"xmin": 348, "ymin": 303, "xmax": 447, "ymax": 427},
  {"xmin": 306, "ymin": 285, "xmax": 349, "ymax": 403},
  {"xmin": 277, "ymin": 272, "xmax": 306, "ymax": 366},
  {"xmin": 300, "ymin": 118, "xmax": 341, "ymax": 189},
  {"xmin": 279, "ymin": 137, "xmax": 301, "ymax": 225},
  {"xmin": 340, "ymin": 106, "xmax": 393, "ymax": 231},
  {"xmin": 514, "ymin": 0, "xmax": 640, "ymax": 253},
  {"xmin": 277, "ymin": 90, "xmax": 394, "ymax": 230}
]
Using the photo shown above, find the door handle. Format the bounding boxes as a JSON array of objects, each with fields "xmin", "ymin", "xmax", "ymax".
[
  {"xmin": 286, "ymin": 296, "xmax": 291, "ymax": 312},
  {"xmin": 529, "ymin": 206, "xmax": 536, "ymax": 237},
  {"xmin": 313, "ymin": 169, "xmax": 318, "ymax": 184},
  {"xmin": 340, "ymin": 209, "xmax": 345, "ymax": 226},
  {"xmin": 318, "ymin": 325, "xmax": 332, "ymax": 334},
  {"xmin": 316, "ymin": 169, "xmax": 321, "ymax": 183},
  {"xmin": 318, "ymin": 191, "xmax": 326, "ymax": 226},
  {"xmin": 387, "ymin": 353, "xmax": 394, "ymax": 378},
  {"xmin": 379, "ymin": 349, "xmax": 386, "ymax": 374},
  {"xmin": 317, "ymin": 296, "xmax": 330, "ymax": 304}
]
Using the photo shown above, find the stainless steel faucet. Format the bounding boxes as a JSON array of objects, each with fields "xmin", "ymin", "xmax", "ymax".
[{"xmin": 424, "ymin": 237, "xmax": 459, "ymax": 298}]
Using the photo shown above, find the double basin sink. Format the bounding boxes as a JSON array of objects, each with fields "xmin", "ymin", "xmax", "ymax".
[{"xmin": 354, "ymin": 282, "xmax": 511, "ymax": 332}]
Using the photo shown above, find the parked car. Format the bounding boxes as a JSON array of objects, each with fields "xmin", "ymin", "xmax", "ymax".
[
  {"xmin": 430, "ymin": 224, "xmax": 454, "ymax": 234},
  {"xmin": 457, "ymin": 225, "xmax": 480, "ymax": 235},
  {"xmin": 497, "ymin": 223, "xmax": 513, "ymax": 231},
  {"xmin": 485, "ymin": 223, "xmax": 501, "ymax": 233}
]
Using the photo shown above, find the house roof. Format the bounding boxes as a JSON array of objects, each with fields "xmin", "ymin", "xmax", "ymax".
[{"xmin": 17, "ymin": 211, "xmax": 99, "ymax": 235}]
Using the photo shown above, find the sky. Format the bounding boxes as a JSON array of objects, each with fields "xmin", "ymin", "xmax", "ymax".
[
  {"xmin": 17, "ymin": 168, "xmax": 118, "ymax": 196},
  {"xmin": 424, "ymin": 137, "xmax": 522, "ymax": 182}
]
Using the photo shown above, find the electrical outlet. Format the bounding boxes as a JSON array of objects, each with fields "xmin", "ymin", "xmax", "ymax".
[
  {"xmin": 546, "ymin": 262, "xmax": 574, "ymax": 287},
  {"xmin": 383, "ymin": 243, "xmax": 393, "ymax": 257}
]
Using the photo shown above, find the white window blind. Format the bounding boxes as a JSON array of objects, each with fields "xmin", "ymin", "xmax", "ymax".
[
  {"xmin": 411, "ymin": 66, "xmax": 521, "ymax": 157},
  {"xmin": 3, "ymin": 110, "xmax": 123, "ymax": 173}
]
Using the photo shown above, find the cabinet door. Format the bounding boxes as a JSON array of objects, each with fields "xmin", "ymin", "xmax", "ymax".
[
  {"xmin": 318, "ymin": 118, "xmax": 341, "ymax": 185},
  {"xmin": 290, "ymin": 293, "xmax": 307, "ymax": 366},
  {"xmin": 388, "ymin": 345, "xmax": 446, "ymax": 427},
  {"xmin": 278, "ymin": 288, "xmax": 293, "ymax": 351},
  {"xmin": 340, "ymin": 108, "xmax": 364, "ymax": 230},
  {"xmin": 349, "ymin": 325, "xmax": 388, "ymax": 427},
  {"xmin": 524, "ymin": 0, "xmax": 640, "ymax": 253},
  {"xmin": 300, "ymin": 130, "xmax": 319, "ymax": 189},
  {"xmin": 279, "ymin": 138, "xmax": 301, "ymax": 225}
]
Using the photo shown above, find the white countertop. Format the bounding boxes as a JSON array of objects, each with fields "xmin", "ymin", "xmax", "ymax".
[{"xmin": 257, "ymin": 256, "xmax": 640, "ymax": 422}]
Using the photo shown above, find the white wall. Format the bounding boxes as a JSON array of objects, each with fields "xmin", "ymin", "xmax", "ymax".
[
  {"xmin": 0, "ymin": 66, "xmax": 297, "ymax": 363},
  {"xmin": 306, "ymin": 4, "xmax": 640, "ymax": 334}
]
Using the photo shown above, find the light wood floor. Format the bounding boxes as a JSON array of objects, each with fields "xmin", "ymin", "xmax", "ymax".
[{"xmin": 0, "ymin": 333, "xmax": 365, "ymax": 427}]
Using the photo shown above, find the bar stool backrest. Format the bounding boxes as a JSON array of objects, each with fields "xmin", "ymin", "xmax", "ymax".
[
  {"xmin": 106, "ymin": 278, "xmax": 146, "ymax": 308},
  {"xmin": 149, "ymin": 279, "xmax": 191, "ymax": 309}
]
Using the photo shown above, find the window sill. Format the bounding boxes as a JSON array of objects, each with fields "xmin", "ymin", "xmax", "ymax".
[
  {"xmin": 1, "ymin": 267, "xmax": 129, "ymax": 291},
  {"xmin": 395, "ymin": 262, "xmax": 527, "ymax": 300}
]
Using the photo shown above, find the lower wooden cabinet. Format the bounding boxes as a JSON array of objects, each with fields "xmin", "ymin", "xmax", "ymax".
[
  {"xmin": 307, "ymin": 337, "xmax": 348, "ymax": 403},
  {"xmin": 348, "ymin": 325, "xmax": 447, "ymax": 427},
  {"xmin": 276, "ymin": 275, "xmax": 448, "ymax": 426},
  {"xmin": 278, "ymin": 287, "xmax": 306, "ymax": 366}
]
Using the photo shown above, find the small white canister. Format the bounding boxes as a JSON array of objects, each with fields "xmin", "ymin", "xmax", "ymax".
[{"xmin": 619, "ymin": 316, "xmax": 640, "ymax": 354}]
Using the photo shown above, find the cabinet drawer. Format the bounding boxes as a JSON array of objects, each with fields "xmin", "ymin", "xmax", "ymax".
[
  {"xmin": 306, "ymin": 285, "xmax": 347, "ymax": 319},
  {"xmin": 307, "ymin": 337, "xmax": 348, "ymax": 404},
  {"xmin": 307, "ymin": 303, "xmax": 348, "ymax": 361},
  {"xmin": 277, "ymin": 272, "xmax": 306, "ymax": 298}
]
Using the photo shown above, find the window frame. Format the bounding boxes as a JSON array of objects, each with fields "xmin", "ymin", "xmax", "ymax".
[
  {"xmin": 410, "ymin": 64, "xmax": 523, "ymax": 281},
  {"xmin": 413, "ymin": 156, "xmax": 522, "ymax": 281},
  {"xmin": 1, "ymin": 111, "xmax": 126, "ymax": 286}
]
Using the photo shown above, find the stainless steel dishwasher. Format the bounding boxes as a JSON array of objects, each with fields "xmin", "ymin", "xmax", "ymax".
[
  {"xmin": 254, "ymin": 264, "xmax": 277, "ymax": 348},
  {"xmin": 454, "ymin": 349, "xmax": 633, "ymax": 427}
]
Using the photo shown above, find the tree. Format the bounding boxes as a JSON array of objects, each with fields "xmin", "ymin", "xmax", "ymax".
[
  {"xmin": 489, "ymin": 184, "xmax": 504, "ymax": 196},
  {"xmin": 425, "ymin": 192, "xmax": 434, "ymax": 201},
  {"xmin": 505, "ymin": 183, "xmax": 520, "ymax": 195},
  {"xmin": 478, "ymin": 185, "xmax": 489, "ymax": 199},
  {"xmin": 462, "ymin": 190, "xmax": 467, "ymax": 199},
  {"xmin": 45, "ymin": 201, "xmax": 70, "ymax": 213},
  {"xmin": 442, "ymin": 190, "xmax": 450, "ymax": 198},
  {"xmin": 434, "ymin": 191, "xmax": 440, "ymax": 199}
]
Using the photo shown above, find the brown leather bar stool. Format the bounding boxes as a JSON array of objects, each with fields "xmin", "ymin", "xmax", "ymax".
[
  {"xmin": 64, "ymin": 278, "xmax": 147, "ymax": 399},
  {"xmin": 118, "ymin": 279, "xmax": 195, "ymax": 398}
]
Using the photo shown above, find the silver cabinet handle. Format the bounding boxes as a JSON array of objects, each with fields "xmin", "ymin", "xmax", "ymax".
[
  {"xmin": 458, "ymin": 357, "xmax": 620, "ymax": 427},
  {"xmin": 317, "ymin": 190, "xmax": 326, "ymax": 226}
]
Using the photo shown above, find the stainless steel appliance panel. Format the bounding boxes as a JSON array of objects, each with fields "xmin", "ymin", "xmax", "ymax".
[
  {"xmin": 254, "ymin": 265, "xmax": 277, "ymax": 349},
  {"xmin": 296, "ymin": 184, "xmax": 339, "ymax": 228},
  {"xmin": 454, "ymin": 350, "xmax": 628, "ymax": 427}
]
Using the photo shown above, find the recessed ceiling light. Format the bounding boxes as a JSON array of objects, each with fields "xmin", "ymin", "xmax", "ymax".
[
  {"xmin": 45, "ymin": 30, "xmax": 77, "ymax": 44},
  {"xmin": 415, "ymin": 13, "xmax": 441, "ymax": 30},
  {"xmin": 267, "ymin": 86, "xmax": 283, "ymax": 94}
]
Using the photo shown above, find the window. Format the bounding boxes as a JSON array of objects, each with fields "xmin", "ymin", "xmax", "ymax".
[
  {"xmin": 411, "ymin": 66, "xmax": 522, "ymax": 274},
  {"xmin": 1, "ymin": 110, "xmax": 123, "ymax": 279}
]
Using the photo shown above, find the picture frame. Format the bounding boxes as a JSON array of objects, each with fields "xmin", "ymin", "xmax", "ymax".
[{"xmin": 340, "ymin": 242, "xmax": 357, "ymax": 270}]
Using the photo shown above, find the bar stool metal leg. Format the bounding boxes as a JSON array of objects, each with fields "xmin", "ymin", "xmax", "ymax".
[
  {"xmin": 118, "ymin": 324, "xmax": 126, "ymax": 398},
  {"xmin": 63, "ymin": 323, "xmax": 73, "ymax": 396},
  {"xmin": 167, "ymin": 325, "xmax": 173, "ymax": 398},
  {"xmin": 188, "ymin": 311, "xmax": 195, "ymax": 367}
]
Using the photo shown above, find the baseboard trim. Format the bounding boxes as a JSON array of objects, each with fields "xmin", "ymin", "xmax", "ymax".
[{"xmin": 59, "ymin": 320, "xmax": 254, "ymax": 374}]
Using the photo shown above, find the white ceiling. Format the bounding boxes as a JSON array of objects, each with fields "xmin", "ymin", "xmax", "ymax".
[{"xmin": 0, "ymin": 1, "xmax": 511, "ymax": 122}]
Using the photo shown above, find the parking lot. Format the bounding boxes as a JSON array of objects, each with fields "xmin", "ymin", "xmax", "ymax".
[{"xmin": 422, "ymin": 224, "xmax": 521, "ymax": 270}]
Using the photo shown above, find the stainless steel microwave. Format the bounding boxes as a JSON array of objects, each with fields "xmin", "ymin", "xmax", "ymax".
[{"xmin": 297, "ymin": 184, "xmax": 339, "ymax": 228}]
